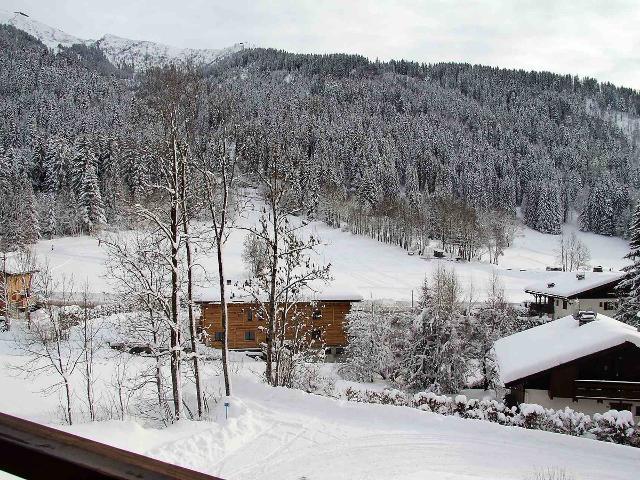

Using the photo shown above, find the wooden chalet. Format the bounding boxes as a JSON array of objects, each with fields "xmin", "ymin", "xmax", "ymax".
[
  {"xmin": 1, "ymin": 259, "xmax": 36, "ymax": 315},
  {"xmin": 494, "ymin": 311, "xmax": 640, "ymax": 417},
  {"xmin": 195, "ymin": 289, "xmax": 362, "ymax": 357},
  {"xmin": 525, "ymin": 270, "xmax": 623, "ymax": 319}
]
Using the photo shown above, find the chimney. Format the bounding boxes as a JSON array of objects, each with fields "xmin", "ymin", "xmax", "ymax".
[
  {"xmin": 547, "ymin": 282, "xmax": 555, "ymax": 288},
  {"xmin": 574, "ymin": 310, "xmax": 597, "ymax": 326},
  {"xmin": 576, "ymin": 272, "xmax": 585, "ymax": 280}
]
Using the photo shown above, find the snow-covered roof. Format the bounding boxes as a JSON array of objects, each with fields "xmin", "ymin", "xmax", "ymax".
[
  {"xmin": 193, "ymin": 286, "xmax": 363, "ymax": 303},
  {"xmin": 523, "ymin": 271, "xmax": 624, "ymax": 299},
  {"xmin": 494, "ymin": 313, "xmax": 640, "ymax": 385}
]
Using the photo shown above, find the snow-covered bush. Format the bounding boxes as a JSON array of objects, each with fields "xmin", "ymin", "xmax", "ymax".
[
  {"xmin": 413, "ymin": 391, "xmax": 451, "ymax": 414},
  {"xmin": 341, "ymin": 387, "xmax": 640, "ymax": 448},
  {"xmin": 591, "ymin": 410, "xmax": 638, "ymax": 445},
  {"xmin": 514, "ymin": 403, "xmax": 548, "ymax": 430},
  {"xmin": 548, "ymin": 407, "xmax": 591, "ymax": 436},
  {"xmin": 290, "ymin": 364, "xmax": 336, "ymax": 397}
]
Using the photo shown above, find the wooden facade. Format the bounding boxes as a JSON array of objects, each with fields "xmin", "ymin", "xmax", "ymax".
[
  {"xmin": 507, "ymin": 341, "xmax": 640, "ymax": 414},
  {"xmin": 198, "ymin": 299, "xmax": 357, "ymax": 350},
  {"xmin": 527, "ymin": 278, "xmax": 622, "ymax": 319},
  {"xmin": 0, "ymin": 271, "xmax": 34, "ymax": 314}
]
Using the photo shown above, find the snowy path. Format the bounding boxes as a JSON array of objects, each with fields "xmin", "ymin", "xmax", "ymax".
[{"xmin": 101, "ymin": 380, "xmax": 639, "ymax": 480}]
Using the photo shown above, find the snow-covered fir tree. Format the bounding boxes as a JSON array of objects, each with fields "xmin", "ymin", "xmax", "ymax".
[
  {"xmin": 402, "ymin": 267, "xmax": 470, "ymax": 393},
  {"xmin": 616, "ymin": 203, "xmax": 640, "ymax": 327}
]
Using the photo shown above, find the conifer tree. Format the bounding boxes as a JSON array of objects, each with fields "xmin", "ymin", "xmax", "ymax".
[
  {"xmin": 616, "ymin": 204, "xmax": 640, "ymax": 328},
  {"xmin": 79, "ymin": 162, "xmax": 106, "ymax": 234}
]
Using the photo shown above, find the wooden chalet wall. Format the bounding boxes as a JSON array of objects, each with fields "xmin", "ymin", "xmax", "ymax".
[
  {"xmin": 199, "ymin": 300, "xmax": 354, "ymax": 350},
  {"xmin": 0, "ymin": 272, "xmax": 33, "ymax": 313}
]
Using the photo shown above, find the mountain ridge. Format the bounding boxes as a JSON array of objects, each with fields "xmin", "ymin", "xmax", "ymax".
[{"xmin": 0, "ymin": 9, "xmax": 246, "ymax": 69}]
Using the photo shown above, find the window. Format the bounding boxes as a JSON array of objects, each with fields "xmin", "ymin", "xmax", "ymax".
[
  {"xmin": 604, "ymin": 301, "xmax": 618, "ymax": 311},
  {"xmin": 562, "ymin": 300, "xmax": 568, "ymax": 310},
  {"xmin": 247, "ymin": 309, "xmax": 253, "ymax": 321},
  {"xmin": 312, "ymin": 308, "xmax": 322, "ymax": 320},
  {"xmin": 214, "ymin": 332, "xmax": 224, "ymax": 342},
  {"xmin": 244, "ymin": 331, "xmax": 256, "ymax": 341},
  {"xmin": 335, "ymin": 347, "xmax": 345, "ymax": 355},
  {"xmin": 311, "ymin": 328, "xmax": 322, "ymax": 340}
]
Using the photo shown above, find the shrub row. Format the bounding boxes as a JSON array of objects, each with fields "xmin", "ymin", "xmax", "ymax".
[{"xmin": 342, "ymin": 388, "xmax": 640, "ymax": 447}]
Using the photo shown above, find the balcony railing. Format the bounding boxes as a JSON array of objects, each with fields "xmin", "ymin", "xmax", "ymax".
[
  {"xmin": 0, "ymin": 411, "xmax": 223, "ymax": 480},
  {"xmin": 574, "ymin": 379, "xmax": 640, "ymax": 402},
  {"xmin": 527, "ymin": 302, "xmax": 554, "ymax": 316}
]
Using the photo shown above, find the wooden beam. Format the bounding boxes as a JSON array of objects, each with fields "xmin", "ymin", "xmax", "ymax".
[{"xmin": 0, "ymin": 412, "xmax": 223, "ymax": 480}]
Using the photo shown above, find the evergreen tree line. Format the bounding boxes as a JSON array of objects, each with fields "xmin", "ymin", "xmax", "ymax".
[{"xmin": 1, "ymin": 25, "xmax": 640, "ymax": 253}]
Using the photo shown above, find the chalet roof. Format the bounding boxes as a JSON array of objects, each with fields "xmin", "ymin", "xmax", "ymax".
[
  {"xmin": 523, "ymin": 271, "xmax": 624, "ymax": 299},
  {"xmin": 494, "ymin": 313, "xmax": 640, "ymax": 385},
  {"xmin": 193, "ymin": 286, "xmax": 363, "ymax": 304}
]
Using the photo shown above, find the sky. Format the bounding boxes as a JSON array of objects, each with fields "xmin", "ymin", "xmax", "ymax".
[{"xmin": 3, "ymin": 0, "xmax": 639, "ymax": 89}]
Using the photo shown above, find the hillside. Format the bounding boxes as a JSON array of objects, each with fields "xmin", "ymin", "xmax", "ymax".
[{"xmin": 2, "ymin": 12, "xmax": 640, "ymax": 263}]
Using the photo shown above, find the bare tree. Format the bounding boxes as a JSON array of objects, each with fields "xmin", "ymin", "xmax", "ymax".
[
  {"xmin": 103, "ymin": 231, "xmax": 173, "ymax": 424},
  {"xmin": 79, "ymin": 280, "xmax": 100, "ymax": 421},
  {"xmin": 241, "ymin": 145, "xmax": 332, "ymax": 385},
  {"xmin": 200, "ymin": 137, "xmax": 245, "ymax": 397},
  {"xmin": 13, "ymin": 267, "xmax": 82, "ymax": 425},
  {"xmin": 133, "ymin": 66, "xmax": 201, "ymax": 420},
  {"xmin": 556, "ymin": 232, "xmax": 591, "ymax": 271}
]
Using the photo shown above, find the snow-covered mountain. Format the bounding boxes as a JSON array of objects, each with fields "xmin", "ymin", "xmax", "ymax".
[{"xmin": 0, "ymin": 9, "xmax": 245, "ymax": 69}]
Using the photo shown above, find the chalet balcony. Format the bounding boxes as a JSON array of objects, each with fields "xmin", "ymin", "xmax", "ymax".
[
  {"xmin": 527, "ymin": 301, "xmax": 553, "ymax": 316},
  {"xmin": 574, "ymin": 379, "xmax": 640, "ymax": 402}
]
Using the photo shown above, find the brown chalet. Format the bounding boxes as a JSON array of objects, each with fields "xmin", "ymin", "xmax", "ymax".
[
  {"xmin": 494, "ymin": 311, "xmax": 640, "ymax": 418},
  {"xmin": 1, "ymin": 259, "xmax": 36, "ymax": 315},
  {"xmin": 195, "ymin": 289, "xmax": 362, "ymax": 357}
]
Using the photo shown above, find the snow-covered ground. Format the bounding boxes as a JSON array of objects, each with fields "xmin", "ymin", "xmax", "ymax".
[
  {"xmin": 31, "ymin": 211, "xmax": 630, "ymax": 303},
  {"xmin": 1, "ymin": 323, "xmax": 638, "ymax": 480}
]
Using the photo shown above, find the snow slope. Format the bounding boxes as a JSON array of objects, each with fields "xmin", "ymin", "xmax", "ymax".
[
  {"xmin": 0, "ymin": 9, "xmax": 244, "ymax": 69},
  {"xmin": 31, "ymin": 210, "xmax": 630, "ymax": 302},
  {"xmin": 55, "ymin": 379, "xmax": 640, "ymax": 479},
  {"xmin": 0, "ymin": 317, "xmax": 638, "ymax": 479},
  {"xmin": 0, "ymin": 9, "xmax": 82, "ymax": 50}
]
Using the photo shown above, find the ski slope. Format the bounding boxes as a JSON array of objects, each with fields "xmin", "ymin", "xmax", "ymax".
[{"xmin": 31, "ymin": 211, "xmax": 630, "ymax": 303}]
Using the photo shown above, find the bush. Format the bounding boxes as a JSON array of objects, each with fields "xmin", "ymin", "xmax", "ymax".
[
  {"xmin": 591, "ymin": 410, "xmax": 637, "ymax": 445},
  {"xmin": 341, "ymin": 388, "xmax": 640, "ymax": 448}
]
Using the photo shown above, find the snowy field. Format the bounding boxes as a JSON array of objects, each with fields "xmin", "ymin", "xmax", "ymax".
[
  {"xmin": 31, "ymin": 211, "xmax": 631, "ymax": 302},
  {"xmin": 1, "ymin": 324, "xmax": 639, "ymax": 480}
]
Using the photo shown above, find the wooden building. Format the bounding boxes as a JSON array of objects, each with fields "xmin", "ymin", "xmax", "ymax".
[
  {"xmin": 1, "ymin": 264, "xmax": 36, "ymax": 315},
  {"xmin": 494, "ymin": 311, "xmax": 640, "ymax": 417},
  {"xmin": 195, "ymin": 291, "xmax": 362, "ymax": 356},
  {"xmin": 525, "ymin": 270, "xmax": 624, "ymax": 319}
]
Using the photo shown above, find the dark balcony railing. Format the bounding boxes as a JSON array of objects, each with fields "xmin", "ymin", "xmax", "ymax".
[
  {"xmin": 574, "ymin": 379, "xmax": 640, "ymax": 402},
  {"xmin": 0, "ymin": 411, "xmax": 223, "ymax": 480}
]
